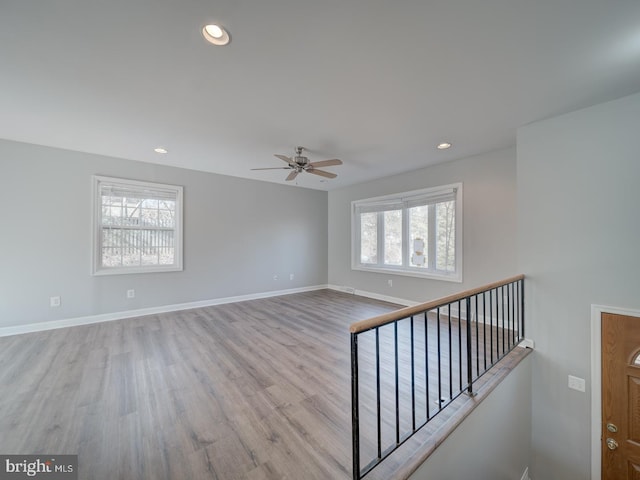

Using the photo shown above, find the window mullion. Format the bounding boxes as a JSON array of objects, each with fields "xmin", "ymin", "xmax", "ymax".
[
  {"xmin": 355, "ymin": 210, "xmax": 361, "ymax": 265},
  {"xmin": 402, "ymin": 205, "xmax": 409, "ymax": 267},
  {"xmin": 120, "ymin": 202, "xmax": 125, "ymax": 269},
  {"xmin": 428, "ymin": 204, "xmax": 436, "ymax": 271},
  {"xmin": 377, "ymin": 211, "xmax": 384, "ymax": 267}
]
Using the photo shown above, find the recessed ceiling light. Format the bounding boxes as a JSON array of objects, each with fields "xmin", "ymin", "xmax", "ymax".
[
  {"xmin": 202, "ymin": 24, "xmax": 230, "ymax": 46},
  {"xmin": 205, "ymin": 24, "xmax": 223, "ymax": 38},
  {"xmin": 437, "ymin": 142, "xmax": 452, "ymax": 150},
  {"xmin": 154, "ymin": 147, "xmax": 168, "ymax": 154}
]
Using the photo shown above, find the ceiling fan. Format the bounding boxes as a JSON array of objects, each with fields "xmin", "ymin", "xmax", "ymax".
[{"xmin": 251, "ymin": 146, "xmax": 343, "ymax": 181}]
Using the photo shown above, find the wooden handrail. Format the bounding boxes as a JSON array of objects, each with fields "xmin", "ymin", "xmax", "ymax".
[{"xmin": 349, "ymin": 274, "xmax": 525, "ymax": 334}]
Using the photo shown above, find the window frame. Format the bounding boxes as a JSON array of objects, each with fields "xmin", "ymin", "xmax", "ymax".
[
  {"xmin": 351, "ymin": 183, "xmax": 462, "ymax": 282},
  {"xmin": 92, "ymin": 175, "xmax": 184, "ymax": 276}
]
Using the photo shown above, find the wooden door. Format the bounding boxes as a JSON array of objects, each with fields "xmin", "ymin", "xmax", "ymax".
[{"xmin": 602, "ymin": 313, "xmax": 640, "ymax": 479}]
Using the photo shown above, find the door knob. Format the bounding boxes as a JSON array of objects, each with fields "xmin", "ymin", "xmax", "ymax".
[
  {"xmin": 606, "ymin": 438, "xmax": 619, "ymax": 450},
  {"xmin": 607, "ymin": 423, "xmax": 618, "ymax": 433}
]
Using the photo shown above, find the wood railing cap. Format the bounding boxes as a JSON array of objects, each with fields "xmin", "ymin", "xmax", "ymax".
[{"xmin": 349, "ymin": 274, "xmax": 524, "ymax": 334}]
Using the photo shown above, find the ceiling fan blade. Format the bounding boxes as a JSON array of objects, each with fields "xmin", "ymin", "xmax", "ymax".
[
  {"xmin": 275, "ymin": 154, "xmax": 292, "ymax": 163},
  {"xmin": 308, "ymin": 169, "xmax": 337, "ymax": 179},
  {"xmin": 308, "ymin": 159, "xmax": 342, "ymax": 168},
  {"xmin": 286, "ymin": 170, "xmax": 299, "ymax": 181},
  {"xmin": 251, "ymin": 167, "xmax": 292, "ymax": 170}
]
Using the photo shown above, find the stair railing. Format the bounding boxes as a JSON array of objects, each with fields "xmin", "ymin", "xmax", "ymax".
[{"xmin": 350, "ymin": 274, "xmax": 525, "ymax": 479}]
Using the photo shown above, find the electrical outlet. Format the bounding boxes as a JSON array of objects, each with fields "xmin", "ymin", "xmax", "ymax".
[
  {"xmin": 50, "ymin": 296, "xmax": 61, "ymax": 307},
  {"xmin": 388, "ymin": 279, "xmax": 393, "ymax": 287},
  {"xmin": 273, "ymin": 275, "xmax": 278, "ymax": 281},
  {"xmin": 568, "ymin": 375, "xmax": 586, "ymax": 392},
  {"xmin": 127, "ymin": 289, "xmax": 135, "ymax": 299},
  {"xmin": 290, "ymin": 273, "xmax": 294, "ymax": 281}
]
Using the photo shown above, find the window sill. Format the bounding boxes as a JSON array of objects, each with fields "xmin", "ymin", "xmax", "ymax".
[
  {"xmin": 351, "ymin": 265, "xmax": 462, "ymax": 283},
  {"xmin": 92, "ymin": 265, "xmax": 183, "ymax": 276}
]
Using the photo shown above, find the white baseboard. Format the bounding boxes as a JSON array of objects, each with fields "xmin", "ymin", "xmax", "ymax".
[
  {"xmin": 0, "ymin": 284, "xmax": 329, "ymax": 337},
  {"xmin": 520, "ymin": 466, "xmax": 530, "ymax": 480},
  {"xmin": 326, "ymin": 284, "xmax": 418, "ymax": 307}
]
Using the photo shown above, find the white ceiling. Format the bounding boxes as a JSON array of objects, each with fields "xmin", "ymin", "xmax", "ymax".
[{"xmin": 2, "ymin": 0, "xmax": 640, "ymax": 190}]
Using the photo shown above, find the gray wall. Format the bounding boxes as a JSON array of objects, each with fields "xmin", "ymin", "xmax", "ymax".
[
  {"xmin": 410, "ymin": 354, "xmax": 532, "ymax": 480},
  {"xmin": 517, "ymin": 91, "xmax": 640, "ymax": 479},
  {"xmin": 328, "ymin": 147, "xmax": 517, "ymax": 303},
  {"xmin": 0, "ymin": 139, "xmax": 328, "ymax": 328}
]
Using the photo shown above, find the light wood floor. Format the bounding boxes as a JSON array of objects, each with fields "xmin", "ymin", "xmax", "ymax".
[
  {"xmin": 0, "ymin": 290, "xmax": 528, "ymax": 480},
  {"xmin": 0, "ymin": 290, "xmax": 401, "ymax": 479}
]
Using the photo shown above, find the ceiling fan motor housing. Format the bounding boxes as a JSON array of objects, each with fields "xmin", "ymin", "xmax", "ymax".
[{"xmin": 294, "ymin": 155, "xmax": 309, "ymax": 167}]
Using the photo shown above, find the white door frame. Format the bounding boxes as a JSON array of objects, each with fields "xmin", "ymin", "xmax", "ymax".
[{"xmin": 591, "ymin": 304, "xmax": 640, "ymax": 480}]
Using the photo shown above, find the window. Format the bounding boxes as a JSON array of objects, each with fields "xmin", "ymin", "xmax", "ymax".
[
  {"xmin": 352, "ymin": 183, "xmax": 462, "ymax": 281},
  {"xmin": 92, "ymin": 176, "xmax": 183, "ymax": 275}
]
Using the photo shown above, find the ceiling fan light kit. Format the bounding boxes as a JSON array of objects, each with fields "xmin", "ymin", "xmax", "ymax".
[{"xmin": 251, "ymin": 146, "xmax": 343, "ymax": 182}]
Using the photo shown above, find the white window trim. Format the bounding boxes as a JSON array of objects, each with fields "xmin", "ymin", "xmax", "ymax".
[
  {"xmin": 92, "ymin": 175, "xmax": 184, "ymax": 276},
  {"xmin": 351, "ymin": 183, "xmax": 463, "ymax": 282}
]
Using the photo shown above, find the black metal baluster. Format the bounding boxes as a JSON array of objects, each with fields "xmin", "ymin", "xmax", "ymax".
[
  {"xmin": 511, "ymin": 282, "xmax": 515, "ymax": 347},
  {"xmin": 410, "ymin": 316, "xmax": 416, "ymax": 432},
  {"xmin": 475, "ymin": 294, "xmax": 479, "ymax": 377},
  {"xmin": 424, "ymin": 311, "xmax": 430, "ymax": 420},
  {"xmin": 516, "ymin": 281, "xmax": 521, "ymax": 342},
  {"xmin": 458, "ymin": 300, "xmax": 462, "ymax": 392},
  {"xmin": 516, "ymin": 282, "xmax": 520, "ymax": 343},
  {"xmin": 448, "ymin": 305, "xmax": 452, "ymax": 400},
  {"xmin": 394, "ymin": 320, "xmax": 400, "ymax": 445},
  {"xmin": 501, "ymin": 286, "xmax": 505, "ymax": 357},
  {"xmin": 351, "ymin": 332, "xmax": 360, "ymax": 480},
  {"xmin": 465, "ymin": 296, "xmax": 474, "ymax": 395},
  {"xmin": 483, "ymin": 291, "xmax": 487, "ymax": 371},
  {"xmin": 506, "ymin": 285, "xmax": 513, "ymax": 351},
  {"xmin": 489, "ymin": 289, "xmax": 494, "ymax": 364},
  {"xmin": 520, "ymin": 279, "xmax": 525, "ymax": 338},
  {"xmin": 496, "ymin": 286, "xmax": 501, "ymax": 358},
  {"xmin": 375, "ymin": 328, "xmax": 381, "ymax": 460},
  {"xmin": 437, "ymin": 307, "xmax": 442, "ymax": 411}
]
